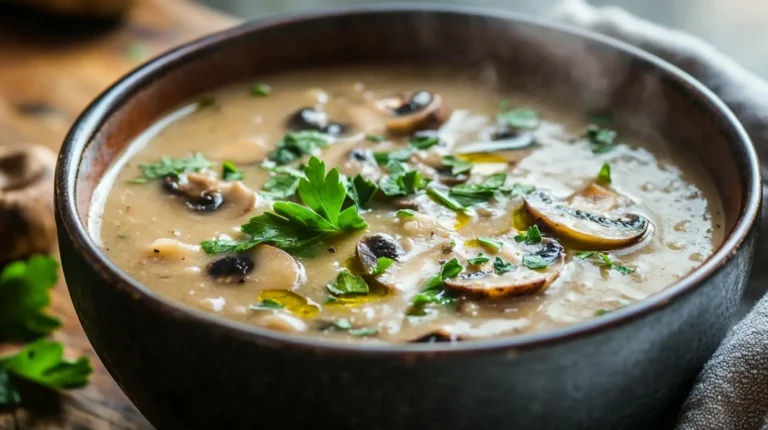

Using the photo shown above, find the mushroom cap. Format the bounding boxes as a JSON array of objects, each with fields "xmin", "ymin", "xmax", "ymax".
[
  {"xmin": 375, "ymin": 91, "xmax": 449, "ymax": 134},
  {"xmin": 525, "ymin": 188, "xmax": 649, "ymax": 250},
  {"xmin": 0, "ymin": 144, "xmax": 57, "ymax": 262}
]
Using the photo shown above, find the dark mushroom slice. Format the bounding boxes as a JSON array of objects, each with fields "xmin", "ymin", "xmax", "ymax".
[
  {"xmin": 375, "ymin": 91, "xmax": 449, "ymax": 134},
  {"xmin": 525, "ymin": 189, "xmax": 649, "ymax": 250},
  {"xmin": 356, "ymin": 234, "xmax": 404, "ymax": 274},
  {"xmin": 287, "ymin": 107, "xmax": 346, "ymax": 136},
  {"xmin": 436, "ymin": 167, "xmax": 469, "ymax": 185},
  {"xmin": 445, "ymin": 239, "xmax": 565, "ymax": 298},
  {"xmin": 455, "ymin": 129, "xmax": 535, "ymax": 154},
  {"xmin": 207, "ymin": 255, "xmax": 255, "ymax": 283},
  {"xmin": 162, "ymin": 173, "xmax": 224, "ymax": 212}
]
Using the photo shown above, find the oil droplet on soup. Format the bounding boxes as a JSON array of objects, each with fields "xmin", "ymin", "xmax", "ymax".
[{"xmin": 90, "ymin": 66, "xmax": 724, "ymax": 344}]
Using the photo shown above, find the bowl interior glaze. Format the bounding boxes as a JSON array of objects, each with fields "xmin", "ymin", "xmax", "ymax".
[{"xmin": 58, "ymin": 5, "xmax": 759, "ymax": 352}]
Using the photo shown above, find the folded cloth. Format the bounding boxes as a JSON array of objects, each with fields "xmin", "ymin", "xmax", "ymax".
[{"xmin": 551, "ymin": 1, "xmax": 768, "ymax": 428}]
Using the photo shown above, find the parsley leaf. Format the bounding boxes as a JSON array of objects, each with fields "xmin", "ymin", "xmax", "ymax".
[
  {"xmin": 594, "ymin": 308, "xmax": 611, "ymax": 316},
  {"xmin": 411, "ymin": 258, "xmax": 462, "ymax": 309},
  {"xmin": 427, "ymin": 187, "xmax": 465, "ymax": 211},
  {"xmin": 497, "ymin": 109, "xmax": 539, "ymax": 129},
  {"xmin": 577, "ymin": 251, "xmax": 636, "ymax": 274},
  {"xmin": 202, "ymin": 157, "xmax": 366, "ymax": 253},
  {"xmin": 410, "ymin": 135, "xmax": 440, "ymax": 150},
  {"xmin": 396, "ymin": 209, "xmax": 416, "ymax": 217},
  {"xmin": 334, "ymin": 319, "xmax": 352, "ymax": 330},
  {"xmin": 260, "ymin": 174, "xmax": 301, "ymax": 199},
  {"xmin": 585, "ymin": 124, "xmax": 617, "ymax": 153},
  {"xmin": 1, "ymin": 339, "xmax": 92, "ymax": 395},
  {"xmin": 514, "ymin": 225, "xmax": 542, "ymax": 245},
  {"xmin": 221, "ymin": 160, "xmax": 244, "ymax": 181},
  {"xmin": 269, "ymin": 131, "xmax": 330, "ymax": 165},
  {"xmin": 522, "ymin": 254, "xmax": 551, "ymax": 269},
  {"xmin": 506, "ymin": 183, "xmax": 536, "ymax": 198},
  {"xmin": 0, "ymin": 255, "xmax": 60, "ymax": 341},
  {"xmin": 248, "ymin": 298, "xmax": 284, "ymax": 310},
  {"xmin": 373, "ymin": 148, "xmax": 414, "ymax": 165},
  {"xmin": 346, "ymin": 174, "xmax": 379, "ymax": 209},
  {"xmin": 371, "ymin": 257, "xmax": 394, "ymax": 276},
  {"xmin": 138, "ymin": 153, "xmax": 212, "ymax": 180},
  {"xmin": 467, "ymin": 253, "xmax": 490, "ymax": 265},
  {"xmin": 250, "ymin": 83, "xmax": 271, "ymax": 96},
  {"xmin": 327, "ymin": 270, "xmax": 369, "ymax": 296},
  {"xmin": 493, "ymin": 257, "xmax": 516, "ymax": 273},
  {"xmin": 575, "ymin": 251, "xmax": 596, "ymax": 259},
  {"xmin": 379, "ymin": 162, "xmax": 427, "ymax": 196},
  {"xmin": 449, "ymin": 174, "xmax": 506, "ymax": 206},
  {"xmin": 597, "ymin": 162, "xmax": 611, "ymax": 184},
  {"xmin": 366, "ymin": 135, "xmax": 386, "ymax": 142},
  {"xmin": 349, "ymin": 327, "xmax": 378, "ymax": 337},
  {"xmin": 441, "ymin": 155, "xmax": 473, "ymax": 176},
  {"xmin": 0, "ymin": 369, "xmax": 21, "ymax": 406},
  {"xmin": 476, "ymin": 237, "xmax": 503, "ymax": 252}
]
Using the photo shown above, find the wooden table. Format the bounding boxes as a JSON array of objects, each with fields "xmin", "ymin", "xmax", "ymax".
[{"xmin": 0, "ymin": 1, "xmax": 235, "ymax": 428}]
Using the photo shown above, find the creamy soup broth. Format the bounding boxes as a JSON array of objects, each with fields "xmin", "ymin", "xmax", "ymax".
[{"xmin": 91, "ymin": 66, "xmax": 725, "ymax": 343}]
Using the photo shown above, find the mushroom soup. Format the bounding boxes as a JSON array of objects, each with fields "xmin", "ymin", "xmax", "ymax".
[{"xmin": 90, "ymin": 67, "xmax": 724, "ymax": 343}]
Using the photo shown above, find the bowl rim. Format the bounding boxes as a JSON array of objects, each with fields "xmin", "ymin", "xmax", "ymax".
[{"xmin": 56, "ymin": 3, "xmax": 761, "ymax": 355}]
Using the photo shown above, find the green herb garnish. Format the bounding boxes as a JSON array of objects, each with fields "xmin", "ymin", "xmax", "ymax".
[
  {"xmin": 366, "ymin": 134, "xmax": 386, "ymax": 142},
  {"xmin": 497, "ymin": 109, "xmax": 539, "ymax": 129},
  {"xmin": 411, "ymin": 258, "xmax": 463, "ymax": 308},
  {"xmin": 576, "ymin": 251, "xmax": 635, "ymax": 274},
  {"xmin": 137, "ymin": 153, "xmax": 212, "ymax": 180},
  {"xmin": 250, "ymin": 83, "xmax": 271, "ymax": 96},
  {"xmin": 371, "ymin": 257, "xmax": 394, "ymax": 276},
  {"xmin": 427, "ymin": 187, "xmax": 465, "ymax": 212},
  {"xmin": 221, "ymin": 160, "xmax": 244, "ymax": 181},
  {"xmin": 594, "ymin": 308, "xmax": 611, "ymax": 316},
  {"xmin": 349, "ymin": 327, "xmax": 378, "ymax": 337},
  {"xmin": 260, "ymin": 174, "xmax": 301, "ymax": 199},
  {"xmin": 0, "ymin": 255, "xmax": 61, "ymax": 341},
  {"xmin": 507, "ymin": 183, "xmax": 536, "ymax": 198},
  {"xmin": 514, "ymin": 225, "xmax": 542, "ymax": 245},
  {"xmin": 396, "ymin": 209, "xmax": 416, "ymax": 217},
  {"xmin": 522, "ymin": 254, "xmax": 550, "ymax": 269},
  {"xmin": 597, "ymin": 162, "xmax": 611, "ymax": 184},
  {"xmin": 449, "ymin": 173, "xmax": 507, "ymax": 206},
  {"xmin": 410, "ymin": 135, "xmax": 440, "ymax": 150},
  {"xmin": 373, "ymin": 147, "xmax": 414, "ymax": 165},
  {"xmin": 493, "ymin": 257, "xmax": 516, "ymax": 274},
  {"xmin": 334, "ymin": 319, "xmax": 352, "ymax": 330},
  {"xmin": 379, "ymin": 162, "xmax": 427, "ymax": 196},
  {"xmin": 476, "ymin": 237, "xmax": 503, "ymax": 252},
  {"xmin": 248, "ymin": 298, "xmax": 285, "ymax": 310},
  {"xmin": 201, "ymin": 157, "xmax": 366, "ymax": 253},
  {"xmin": 269, "ymin": 131, "xmax": 331, "ymax": 165},
  {"xmin": 585, "ymin": 124, "xmax": 617, "ymax": 153},
  {"xmin": 497, "ymin": 99, "xmax": 511, "ymax": 110},
  {"xmin": 346, "ymin": 174, "xmax": 379, "ymax": 209},
  {"xmin": 467, "ymin": 253, "xmax": 490, "ymax": 265},
  {"xmin": 441, "ymin": 155, "xmax": 473, "ymax": 176},
  {"xmin": 327, "ymin": 270, "xmax": 369, "ymax": 296}
]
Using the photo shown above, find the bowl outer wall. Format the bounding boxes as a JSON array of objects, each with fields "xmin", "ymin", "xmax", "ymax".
[{"xmin": 55, "ymin": 5, "xmax": 760, "ymax": 430}]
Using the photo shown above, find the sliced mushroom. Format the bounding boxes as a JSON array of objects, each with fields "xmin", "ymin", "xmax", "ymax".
[
  {"xmin": 163, "ymin": 173, "xmax": 223, "ymax": 212},
  {"xmin": 207, "ymin": 255, "xmax": 255, "ymax": 283},
  {"xmin": 248, "ymin": 245, "xmax": 304, "ymax": 289},
  {"xmin": 525, "ymin": 189, "xmax": 649, "ymax": 250},
  {"xmin": 356, "ymin": 234, "xmax": 404, "ymax": 274},
  {"xmin": 436, "ymin": 168, "xmax": 469, "ymax": 185},
  {"xmin": 287, "ymin": 107, "xmax": 346, "ymax": 136},
  {"xmin": 445, "ymin": 238, "xmax": 565, "ymax": 298},
  {"xmin": 455, "ymin": 129, "xmax": 535, "ymax": 154},
  {"xmin": 375, "ymin": 91, "xmax": 449, "ymax": 134},
  {"xmin": 405, "ymin": 319, "xmax": 530, "ymax": 342}
]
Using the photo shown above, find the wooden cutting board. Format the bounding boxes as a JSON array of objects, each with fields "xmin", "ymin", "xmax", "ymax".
[{"xmin": 0, "ymin": 1, "xmax": 236, "ymax": 428}]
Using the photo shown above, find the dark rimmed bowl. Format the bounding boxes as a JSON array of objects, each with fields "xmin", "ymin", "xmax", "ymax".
[{"xmin": 55, "ymin": 5, "xmax": 760, "ymax": 430}]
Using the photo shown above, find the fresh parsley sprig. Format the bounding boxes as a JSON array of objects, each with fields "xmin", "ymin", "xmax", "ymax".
[
  {"xmin": 576, "ymin": 251, "xmax": 636, "ymax": 274},
  {"xmin": 132, "ymin": 153, "xmax": 212, "ymax": 183},
  {"xmin": 269, "ymin": 131, "xmax": 331, "ymax": 165},
  {"xmin": 448, "ymin": 173, "xmax": 506, "ymax": 206},
  {"xmin": 202, "ymin": 156, "xmax": 367, "ymax": 254}
]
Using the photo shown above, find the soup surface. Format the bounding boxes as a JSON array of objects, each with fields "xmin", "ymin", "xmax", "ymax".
[{"xmin": 91, "ymin": 67, "xmax": 725, "ymax": 343}]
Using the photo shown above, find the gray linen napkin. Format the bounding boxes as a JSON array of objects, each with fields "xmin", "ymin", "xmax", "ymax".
[{"xmin": 551, "ymin": 1, "xmax": 768, "ymax": 428}]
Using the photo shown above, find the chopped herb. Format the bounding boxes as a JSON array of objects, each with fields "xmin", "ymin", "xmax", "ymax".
[
  {"xmin": 325, "ymin": 296, "xmax": 340, "ymax": 304},
  {"xmin": 497, "ymin": 109, "xmax": 540, "ymax": 129},
  {"xmin": 346, "ymin": 174, "xmax": 379, "ymax": 209},
  {"xmin": 476, "ymin": 237, "xmax": 503, "ymax": 252},
  {"xmin": 137, "ymin": 153, "xmax": 212, "ymax": 180},
  {"xmin": 349, "ymin": 327, "xmax": 378, "ymax": 337},
  {"xmin": 440, "ymin": 258, "xmax": 463, "ymax": 279},
  {"xmin": 594, "ymin": 308, "xmax": 611, "ymax": 316},
  {"xmin": 126, "ymin": 177, "xmax": 149, "ymax": 184},
  {"xmin": 576, "ymin": 251, "xmax": 636, "ymax": 274},
  {"xmin": 506, "ymin": 183, "xmax": 536, "ymax": 198},
  {"xmin": 498, "ymin": 99, "xmax": 511, "ymax": 110},
  {"xmin": 269, "ymin": 131, "xmax": 331, "ymax": 165},
  {"xmin": 201, "ymin": 157, "xmax": 366, "ymax": 253},
  {"xmin": 1, "ymin": 339, "xmax": 92, "ymax": 404},
  {"xmin": 250, "ymin": 83, "xmax": 271, "ymax": 96},
  {"xmin": 366, "ymin": 134, "xmax": 386, "ymax": 142},
  {"xmin": 371, "ymin": 257, "xmax": 394, "ymax": 276},
  {"xmin": 334, "ymin": 319, "xmax": 352, "ymax": 330},
  {"xmin": 260, "ymin": 174, "xmax": 301, "ymax": 199},
  {"xmin": 410, "ymin": 135, "xmax": 440, "ymax": 150},
  {"xmin": 0, "ymin": 255, "xmax": 61, "ymax": 341},
  {"xmin": 373, "ymin": 147, "xmax": 414, "ymax": 165},
  {"xmin": 467, "ymin": 253, "xmax": 490, "ymax": 265},
  {"xmin": 441, "ymin": 155, "xmax": 473, "ymax": 176},
  {"xmin": 597, "ymin": 163, "xmax": 611, "ymax": 184},
  {"xmin": 327, "ymin": 270, "xmax": 369, "ymax": 296},
  {"xmin": 493, "ymin": 257, "xmax": 516, "ymax": 274},
  {"xmin": 411, "ymin": 258, "xmax": 463, "ymax": 308},
  {"xmin": 522, "ymin": 254, "xmax": 550, "ymax": 269},
  {"xmin": 196, "ymin": 96, "xmax": 216, "ymax": 110},
  {"xmin": 514, "ymin": 225, "xmax": 542, "ymax": 245},
  {"xmin": 379, "ymin": 163, "xmax": 427, "ymax": 197},
  {"xmin": 271, "ymin": 165, "xmax": 305, "ymax": 176},
  {"xmin": 585, "ymin": 124, "xmax": 617, "ymax": 153},
  {"xmin": 449, "ymin": 173, "xmax": 507, "ymax": 206},
  {"xmin": 396, "ymin": 209, "xmax": 416, "ymax": 217},
  {"xmin": 427, "ymin": 187, "xmax": 465, "ymax": 212},
  {"xmin": 248, "ymin": 298, "xmax": 285, "ymax": 310},
  {"xmin": 221, "ymin": 160, "xmax": 244, "ymax": 181}
]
